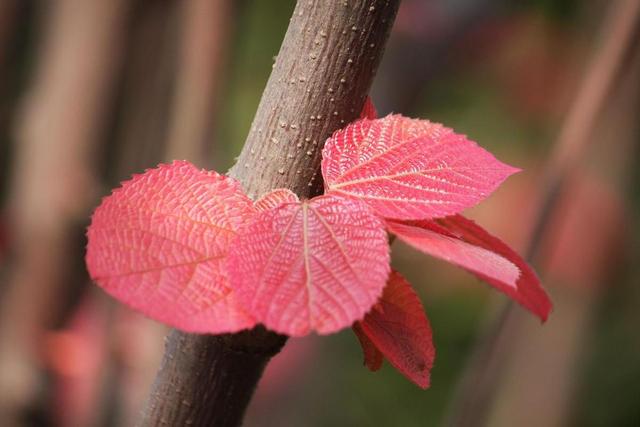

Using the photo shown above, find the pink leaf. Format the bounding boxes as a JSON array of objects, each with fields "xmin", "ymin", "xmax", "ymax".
[
  {"xmin": 352, "ymin": 322, "xmax": 384, "ymax": 371},
  {"xmin": 86, "ymin": 161, "xmax": 256, "ymax": 333},
  {"xmin": 356, "ymin": 270, "xmax": 435, "ymax": 389},
  {"xmin": 322, "ymin": 115, "xmax": 519, "ymax": 220},
  {"xmin": 387, "ymin": 220, "xmax": 520, "ymax": 288},
  {"xmin": 226, "ymin": 194, "xmax": 391, "ymax": 336},
  {"xmin": 387, "ymin": 216, "xmax": 552, "ymax": 321},
  {"xmin": 255, "ymin": 188, "xmax": 299, "ymax": 212}
]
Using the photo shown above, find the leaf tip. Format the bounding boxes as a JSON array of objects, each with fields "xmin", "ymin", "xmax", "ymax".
[{"xmin": 536, "ymin": 296, "xmax": 553, "ymax": 323}]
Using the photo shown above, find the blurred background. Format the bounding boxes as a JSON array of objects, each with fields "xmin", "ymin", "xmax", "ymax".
[{"xmin": 0, "ymin": 0, "xmax": 638, "ymax": 426}]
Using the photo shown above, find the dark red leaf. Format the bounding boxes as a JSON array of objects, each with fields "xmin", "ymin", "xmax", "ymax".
[{"xmin": 355, "ymin": 270, "xmax": 435, "ymax": 388}]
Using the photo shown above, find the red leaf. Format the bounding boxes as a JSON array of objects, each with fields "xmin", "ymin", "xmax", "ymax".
[
  {"xmin": 387, "ymin": 220, "xmax": 520, "ymax": 287},
  {"xmin": 387, "ymin": 216, "xmax": 552, "ymax": 321},
  {"xmin": 352, "ymin": 322, "xmax": 384, "ymax": 371},
  {"xmin": 226, "ymin": 194, "xmax": 391, "ymax": 336},
  {"xmin": 322, "ymin": 115, "xmax": 519, "ymax": 220},
  {"xmin": 255, "ymin": 188, "xmax": 299, "ymax": 212},
  {"xmin": 356, "ymin": 270, "xmax": 435, "ymax": 389},
  {"xmin": 86, "ymin": 161, "xmax": 256, "ymax": 333},
  {"xmin": 360, "ymin": 96, "xmax": 378, "ymax": 119}
]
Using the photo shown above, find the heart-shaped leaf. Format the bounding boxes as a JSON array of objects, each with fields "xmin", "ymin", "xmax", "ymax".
[
  {"xmin": 387, "ymin": 215, "xmax": 552, "ymax": 321},
  {"xmin": 226, "ymin": 194, "xmax": 390, "ymax": 336},
  {"xmin": 355, "ymin": 270, "xmax": 435, "ymax": 389},
  {"xmin": 86, "ymin": 161, "xmax": 256, "ymax": 333},
  {"xmin": 322, "ymin": 115, "xmax": 519, "ymax": 220}
]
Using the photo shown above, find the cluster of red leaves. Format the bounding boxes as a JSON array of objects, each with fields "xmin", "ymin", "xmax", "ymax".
[{"xmin": 86, "ymin": 99, "xmax": 551, "ymax": 388}]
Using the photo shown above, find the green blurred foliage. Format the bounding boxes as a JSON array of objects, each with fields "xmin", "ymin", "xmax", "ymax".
[
  {"xmin": 508, "ymin": 0, "xmax": 580, "ymax": 22},
  {"xmin": 215, "ymin": 1, "xmax": 295, "ymax": 171},
  {"xmin": 416, "ymin": 74, "xmax": 552, "ymax": 158}
]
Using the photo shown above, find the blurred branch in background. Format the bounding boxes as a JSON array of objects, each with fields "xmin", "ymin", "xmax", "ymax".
[
  {"xmin": 446, "ymin": 0, "xmax": 640, "ymax": 425},
  {"xmin": 0, "ymin": 0, "xmax": 19, "ymax": 112},
  {"xmin": 104, "ymin": 0, "xmax": 178, "ymax": 183},
  {"xmin": 0, "ymin": 0, "xmax": 22, "ymax": 264},
  {"xmin": 0, "ymin": 1, "xmax": 128, "ymax": 425},
  {"xmin": 0, "ymin": 1, "xmax": 237, "ymax": 425},
  {"xmin": 0, "ymin": 0, "xmax": 17, "ymax": 66},
  {"xmin": 0, "ymin": 0, "xmax": 34, "ymax": 203},
  {"xmin": 488, "ymin": 45, "xmax": 640, "ymax": 425},
  {"xmin": 165, "ymin": 0, "xmax": 233, "ymax": 165},
  {"xmin": 372, "ymin": 0, "xmax": 498, "ymax": 114}
]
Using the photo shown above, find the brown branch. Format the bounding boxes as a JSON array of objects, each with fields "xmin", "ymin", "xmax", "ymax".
[
  {"xmin": 138, "ymin": 1, "xmax": 400, "ymax": 426},
  {"xmin": 445, "ymin": 1, "xmax": 640, "ymax": 425}
]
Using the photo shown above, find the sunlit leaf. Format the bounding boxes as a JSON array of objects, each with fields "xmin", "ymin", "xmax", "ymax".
[
  {"xmin": 322, "ymin": 115, "xmax": 519, "ymax": 220},
  {"xmin": 86, "ymin": 161, "xmax": 256, "ymax": 333},
  {"xmin": 227, "ymin": 194, "xmax": 390, "ymax": 336}
]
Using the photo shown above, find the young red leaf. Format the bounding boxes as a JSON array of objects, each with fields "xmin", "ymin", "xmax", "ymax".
[
  {"xmin": 359, "ymin": 96, "xmax": 378, "ymax": 119},
  {"xmin": 226, "ymin": 194, "xmax": 391, "ymax": 336},
  {"xmin": 86, "ymin": 161, "xmax": 256, "ymax": 333},
  {"xmin": 387, "ymin": 216, "xmax": 552, "ymax": 321},
  {"xmin": 356, "ymin": 270, "xmax": 435, "ymax": 389},
  {"xmin": 254, "ymin": 188, "xmax": 299, "ymax": 211},
  {"xmin": 352, "ymin": 322, "xmax": 384, "ymax": 371},
  {"xmin": 322, "ymin": 115, "xmax": 519, "ymax": 220},
  {"xmin": 387, "ymin": 220, "xmax": 520, "ymax": 289}
]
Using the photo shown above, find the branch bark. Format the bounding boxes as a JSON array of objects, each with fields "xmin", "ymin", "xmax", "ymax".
[{"xmin": 139, "ymin": 1, "xmax": 400, "ymax": 426}]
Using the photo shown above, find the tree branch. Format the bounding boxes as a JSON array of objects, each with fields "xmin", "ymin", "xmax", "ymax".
[
  {"xmin": 229, "ymin": 0, "xmax": 399, "ymax": 198},
  {"xmin": 139, "ymin": 1, "xmax": 400, "ymax": 426}
]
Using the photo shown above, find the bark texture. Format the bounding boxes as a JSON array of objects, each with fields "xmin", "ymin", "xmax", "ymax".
[
  {"xmin": 139, "ymin": 1, "xmax": 400, "ymax": 426},
  {"xmin": 229, "ymin": 0, "xmax": 399, "ymax": 199}
]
